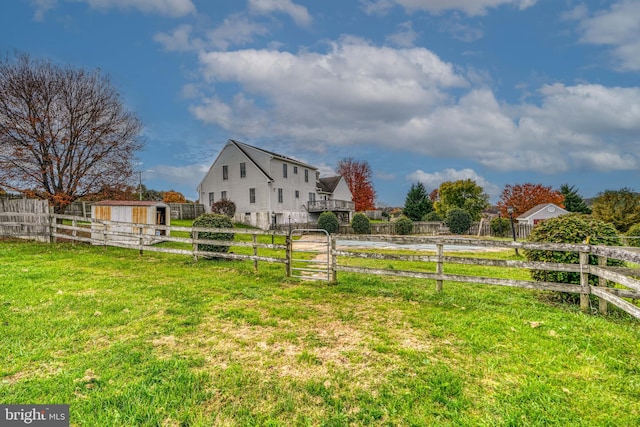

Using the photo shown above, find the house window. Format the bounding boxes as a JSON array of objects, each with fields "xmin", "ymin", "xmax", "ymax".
[
  {"xmin": 304, "ymin": 169, "xmax": 309, "ymax": 182},
  {"xmin": 309, "ymin": 192, "xmax": 316, "ymax": 202},
  {"xmin": 249, "ymin": 188, "xmax": 255, "ymax": 204},
  {"xmin": 283, "ymin": 163, "xmax": 288, "ymax": 178},
  {"xmin": 208, "ymin": 192, "xmax": 214, "ymax": 206},
  {"xmin": 240, "ymin": 162, "xmax": 246, "ymax": 178},
  {"xmin": 295, "ymin": 190, "xmax": 299, "ymax": 199},
  {"xmin": 221, "ymin": 191, "xmax": 227, "ymax": 200},
  {"xmin": 278, "ymin": 188, "xmax": 283, "ymax": 203},
  {"xmin": 222, "ymin": 165, "xmax": 228, "ymax": 180},
  {"xmin": 294, "ymin": 166, "xmax": 298, "ymax": 174}
]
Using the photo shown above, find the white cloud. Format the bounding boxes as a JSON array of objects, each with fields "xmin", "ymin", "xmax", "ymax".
[
  {"xmin": 189, "ymin": 38, "xmax": 640, "ymax": 175},
  {"xmin": 572, "ymin": 0, "xmax": 640, "ymax": 71},
  {"xmin": 29, "ymin": 0, "xmax": 56, "ymax": 21},
  {"xmin": 154, "ymin": 24, "xmax": 200, "ymax": 52},
  {"xmin": 570, "ymin": 151, "xmax": 637, "ymax": 171},
  {"xmin": 154, "ymin": 15, "xmax": 270, "ymax": 52},
  {"xmin": 386, "ymin": 21, "xmax": 418, "ymax": 47},
  {"xmin": 248, "ymin": 0, "xmax": 312, "ymax": 27},
  {"xmin": 31, "ymin": 0, "xmax": 196, "ymax": 18},
  {"xmin": 88, "ymin": 0, "xmax": 195, "ymax": 16},
  {"xmin": 361, "ymin": 0, "xmax": 537, "ymax": 16},
  {"xmin": 407, "ymin": 168, "xmax": 501, "ymax": 197},
  {"xmin": 207, "ymin": 14, "xmax": 270, "ymax": 50},
  {"xmin": 439, "ymin": 17, "xmax": 484, "ymax": 42}
]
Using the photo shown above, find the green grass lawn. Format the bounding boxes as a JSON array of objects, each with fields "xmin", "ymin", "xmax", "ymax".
[{"xmin": 1, "ymin": 240, "xmax": 639, "ymax": 426}]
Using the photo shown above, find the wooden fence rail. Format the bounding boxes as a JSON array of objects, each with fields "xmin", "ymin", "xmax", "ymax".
[
  {"xmin": 1, "ymin": 212, "xmax": 640, "ymax": 320},
  {"xmin": 330, "ymin": 234, "xmax": 640, "ymax": 320}
]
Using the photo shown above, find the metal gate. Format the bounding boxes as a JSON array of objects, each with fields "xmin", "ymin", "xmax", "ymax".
[{"xmin": 289, "ymin": 229, "xmax": 331, "ymax": 281}]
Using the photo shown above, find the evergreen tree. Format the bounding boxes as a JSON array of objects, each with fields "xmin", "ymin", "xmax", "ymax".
[
  {"xmin": 559, "ymin": 184, "xmax": 591, "ymax": 214},
  {"xmin": 403, "ymin": 183, "xmax": 433, "ymax": 221}
]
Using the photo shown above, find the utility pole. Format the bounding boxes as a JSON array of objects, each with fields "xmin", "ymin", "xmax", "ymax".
[{"xmin": 136, "ymin": 170, "xmax": 143, "ymax": 200}]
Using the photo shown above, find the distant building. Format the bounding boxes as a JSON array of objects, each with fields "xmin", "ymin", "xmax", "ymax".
[
  {"xmin": 197, "ymin": 139, "xmax": 354, "ymax": 229},
  {"xmin": 516, "ymin": 203, "xmax": 568, "ymax": 225}
]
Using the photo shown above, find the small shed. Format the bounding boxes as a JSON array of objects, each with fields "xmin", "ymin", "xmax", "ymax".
[
  {"xmin": 516, "ymin": 203, "xmax": 568, "ymax": 225},
  {"xmin": 91, "ymin": 200, "xmax": 169, "ymax": 244}
]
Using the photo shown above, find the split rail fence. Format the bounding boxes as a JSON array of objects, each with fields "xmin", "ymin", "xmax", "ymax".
[{"xmin": 1, "ymin": 210, "xmax": 640, "ymax": 320}]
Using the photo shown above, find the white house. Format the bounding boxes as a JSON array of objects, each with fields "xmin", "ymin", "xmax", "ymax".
[
  {"xmin": 516, "ymin": 203, "xmax": 568, "ymax": 225},
  {"xmin": 197, "ymin": 139, "xmax": 354, "ymax": 229}
]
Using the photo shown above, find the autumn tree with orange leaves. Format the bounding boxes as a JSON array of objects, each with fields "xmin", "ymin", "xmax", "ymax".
[
  {"xmin": 497, "ymin": 183, "xmax": 565, "ymax": 217},
  {"xmin": 0, "ymin": 54, "xmax": 143, "ymax": 213},
  {"xmin": 163, "ymin": 190, "xmax": 186, "ymax": 203},
  {"xmin": 336, "ymin": 157, "xmax": 376, "ymax": 211}
]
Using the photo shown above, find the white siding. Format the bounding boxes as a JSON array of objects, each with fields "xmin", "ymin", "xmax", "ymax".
[
  {"xmin": 197, "ymin": 140, "xmax": 322, "ymax": 229},
  {"xmin": 330, "ymin": 178, "xmax": 353, "ymax": 202}
]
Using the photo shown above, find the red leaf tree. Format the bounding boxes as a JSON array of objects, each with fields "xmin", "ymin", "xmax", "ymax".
[
  {"xmin": 497, "ymin": 183, "xmax": 565, "ymax": 217},
  {"xmin": 336, "ymin": 157, "xmax": 376, "ymax": 212}
]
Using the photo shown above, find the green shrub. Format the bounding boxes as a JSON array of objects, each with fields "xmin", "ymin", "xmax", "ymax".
[
  {"xmin": 490, "ymin": 217, "xmax": 511, "ymax": 238},
  {"xmin": 351, "ymin": 212, "xmax": 371, "ymax": 234},
  {"xmin": 626, "ymin": 223, "xmax": 640, "ymax": 247},
  {"xmin": 422, "ymin": 211, "xmax": 443, "ymax": 222},
  {"xmin": 192, "ymin": 213, "xmax": 234, "ymax": 256},
  {"xmin": 395, "ymin": 216, "xmax": 413, "ymax": 235},
  {"xmin": 525, "ymin": 214, "xmax": 623, "ymax": 303},
  {"xmin": 446, "ymin": 208, "xmax": 472, "ymax": 235},
  {"xmin": 318, "ymin": 212, "xmax": 339, "ymax": 234}
]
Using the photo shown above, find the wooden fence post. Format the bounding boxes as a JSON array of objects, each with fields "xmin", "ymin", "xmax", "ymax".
[
  {"xmin": 49, "ymin": 210, "xmax": 56, "ymax": 243},
  {"xmin": 330, "ymin": 235, "xmax": 337, "ymax": 284},
  {"xmin": 285, "ymin": 234, "xmax": 291, "ymax": 277},
  {"xmin": 72, "ymin": 218, "xmax": 77, "ymax": 246},
  {"xmin": 192, "ymin": 229, "xmax": 198, "ymax": 261},
  {"xmin": 579, "ymin": 251, "xmax": 590, "ymax": 313},
  {"xmin": 436, "ymin": 243, "xmax": 443, "ymax": 292},
  {"xmin": 598, "ymin": 255, "xmax": 608, "ymax": 315},
  {"xmin": 252, "ymin": 234, "xmax": 258, "ymax": 273},
  {"xmin": 138, "ymin": 227, "xmax": 144, "ymax": 256}
]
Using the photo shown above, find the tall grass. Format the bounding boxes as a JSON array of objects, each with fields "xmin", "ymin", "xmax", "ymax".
[{"xmin": 1, "ymin": 240, "xmax": 639, "ymax": 426}]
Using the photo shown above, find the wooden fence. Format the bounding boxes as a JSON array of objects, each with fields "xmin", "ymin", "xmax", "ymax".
[
  {"xmin": 1, "ymin": 212, "xmax": 639, "ymax": 320},
  {"xmin": 330, "ymin": 234, "xmax": 640, "ymax": 320},
  {"xmin": 0, "ymin": 199, "xmax": 50, "ymax": 242}
]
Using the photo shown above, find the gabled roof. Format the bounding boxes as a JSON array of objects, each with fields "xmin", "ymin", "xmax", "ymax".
[
  {"xmin": 230, "ymin": 139, "xmax": 317, "ymax": 171},
  {"xmin": 317, "ymin": 176, "xmax": 342, "ymax": 193},
  {"xmin": 197, "ymin": 139, "xmax": 321, "ymax": 190},
  {"xmin": 230, "ymin": 140, "xmax": 274, "ymax": 182},
  {"xmin": 517, "ymin": 203, "xmax": 567, "ymax": 220}
]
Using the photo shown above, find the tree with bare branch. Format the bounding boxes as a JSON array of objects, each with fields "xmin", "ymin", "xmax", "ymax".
[{"xmin": 0, "ymin": 54, "xmax": 143, "ymax": 213}]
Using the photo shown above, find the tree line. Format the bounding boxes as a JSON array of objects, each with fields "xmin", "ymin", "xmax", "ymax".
[{"xmin": 399, "ymin": 180, "xmax": 640, "ymax": 235}]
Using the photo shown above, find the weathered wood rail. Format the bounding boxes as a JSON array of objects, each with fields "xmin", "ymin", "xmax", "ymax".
[
  {"xmin": 2, "ymin": 212, "xmax": 640, "ymax": 320},
  {"xmin": 331, "ymin": 234, "xmax": 640, "ymax": 320},
  {"xmin": 0, "ymin": 212, "xmax": 289, "ymax": 273}
]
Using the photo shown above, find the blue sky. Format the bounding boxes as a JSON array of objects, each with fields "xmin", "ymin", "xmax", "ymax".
[{"xmin": 2, "ymin": 0, "xmax": 639, "ymax": 206}]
